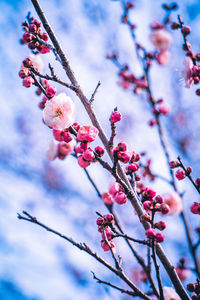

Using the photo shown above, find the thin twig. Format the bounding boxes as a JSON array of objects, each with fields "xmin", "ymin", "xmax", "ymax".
[
  {"xmin": 89, "ymin": 81, "xmax": 101, "ymax": 104},
  {"xmin": 92, "ymin": 272, "xmax": 138, "ymax": 296},
  {"xmin": 18, "ymin": 211, "xmax": 151, "ymax": 300}
]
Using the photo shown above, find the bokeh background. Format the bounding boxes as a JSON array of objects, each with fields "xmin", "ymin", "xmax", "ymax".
[{"xmin": 0, "ymin": 0, "xmax": 200, "ymax": 299}]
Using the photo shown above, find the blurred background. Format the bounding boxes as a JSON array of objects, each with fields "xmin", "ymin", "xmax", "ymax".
[{"xmin": 0, "ymin": 0, "xmax": 200, "ymax": 299}]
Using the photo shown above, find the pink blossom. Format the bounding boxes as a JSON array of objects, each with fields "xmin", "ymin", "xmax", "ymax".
[
  {"xmin": 113, "ymin": 191, "xmax": 127, "ymax": 205},
  {"xmin": 143, "ymin": 201, "xmax": 152, "ymax": 211},
  {"xmin": 62, "ymin": 131, "xmax": 72, "ymax": 143},
  {"xmin": 46, "ymin": 140, "xmax": 58, "ymax": 161},
  {"xmin": 53, "ymin": 129, "xmax": 63, "ymax": 141},
  {"xmin": 77, "ymin": 155, "xmax": 90, "ymax": 168},
  {"xmin": 104, "ymin": 214, "xmax": 114, "ymax": 223},
  {"xmin": 163, "ymin": 192, "xmax": 183, "ymax": 215},
  {"xmin": 190, "ymin": 202, "xmax": 200, "ymax": 215},
  {"xmin": 145, "ymin": 228, "xmax": 156, "ymax": 238},
  {"xmin": 155, "ymin": 233, "xmax": 165, "ymax": 243},
  {"xmin": 46, "ymin": 86, "xmax": 56, "ymax": 98},
  {"xmin": 182, "ymin": 57, "xmax": 194, "ymax": 88},
  {"xmin": 102, "ymin": 192, "xmax": 114, "ymax": 205},
  {"xmin": 175, "ymin": 169, "xmax": 186, "ymax": 180},
  {"xmin": 58, "ymin": 140, "xmax": 75, "ymax": 157},
  {"xmin": 23, "ymin": 76, "xmax": 34, "ymax": 88},
  {"xmin": 29, "ymin": 54, "xmax": 44, "ymax": 72},
  {"xmin": 117, "ymin": 151, "xmax": 131, "ymax": 164},
  {"xmin": 95, "ymin": 146, "xmax": 105, "ymax": 157},
  {"xmin": 43, "ymin": 93, "xmax": 75, "ymax": 130},
  {"xmin": 77, "ymin": 125, "xmax": 99, "ymax": 142},
  {"xmin": 156, "ymin": 50, "xmax": 170, "ymax": 65},
  {"xmin": 101, "ymin": 229, "xmax": 112, "ymax": 241},
  {"xmin": 110, "ymin": 111, "xmax": 122, "ymax": 123},
  {"xmin": 160, "ymin": 203, "xmax": 170, "ymax": 215},
  {"xmin": 175, "ymin": 266, "xmax": 191, "ymax": 281},
  {"xmin": 163, "ymin": 287, "xmax": 181, "ymax": 300},
  {"xmin": 82, "ymin": 149, "xmax": 95, "ymax": 161},
  {"xmin": 150, "ymin": 29, "xmax": 172, "ymax": 51},
  {"xmin": 109, "ymin": 182, "xmax": 121, "ymax": 196},
  {"xmin": 101, "ymin": 240, "xmax": 115, "ymax": 252},
  {"xmin": 155, "ymin": 221, "xmax": 166, "ymax": 231}
]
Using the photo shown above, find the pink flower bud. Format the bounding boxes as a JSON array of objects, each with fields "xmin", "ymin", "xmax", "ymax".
[
  {"xmin": 83, "ymin": 149, "xmax": 95, "ymax": 162},
  {"xmin": 23, "ymin": 32, "xmax": 33, "ymax": 43},
  {"xmin": 127, "ymin": 162, "xmax": 139, "ymax": 172},
  {"xmin": 186, "ymin": 166, "xmax": 192, "ymax": 174},
  {"xmin": 102, "ymin": 192, "xmax": 114, "ymax": 205},
  {"xmin": 145, "ymin": 228, "xmax": 156, "ymax": 238},
  {"xmin": 142, "ymin": 188, "xmax": 156, "ymax": 199},
  {"xmin": 190, "ymin": 202, "xmax": 200, "ymax": 215},
  {"xmin": 72, "ymin": 122, "xmax": 80, "ymax": 132},
  {"xmin": 53, "ymin": 129, "xmax": 63, "ymax": 141},
  {"xmin": 181, "ymin": 26, "xmax": 191, "ymax": 36},
  {"xmin": 109, "ymin": 182, "xmax": 121, "ymax": 196},
  {"xmin": 23, "ymin": 76, "xmax": 34, "ymax": 88},
  {"xmin": 160, "ymin": 203, "xmax": 170, "ymax": 215},
  {"xmin": 39, "ymin": 45, "xmax": 51, "ymax": 54},
  {"xmin": 154, "ymin": 221, "xmax": 166, "ymax": 231},
  {"xmin": 175, "ymin": 169, "xmax": 186, "ymax": 180},
  {"xmin": 77, "ymin": 125, "xmax": 99, "ymax": 142},
  {"xmin": 101, "ymin": 240, "xmax": 115, "ymax": 251},
  {"xmin": 117, "ymin": 151, "xmax": 131, "ymax": 164},
  {"xmin": 114, "ymin": 191, "xmax": 127, "ymax": 205},
  {"xmin": 140, "ymin": 214, "xmax": 151, "ymax": 223},
  {"xmin": 195, "ymin": 177, "xmax": 200, "ymax": 186},
  {"xmin": 58, "ymin": 140, "xmax": 75, "ymax": 158},
  {"xmin": 101, "ymin": 229, "xmax": 112, "ymax": 241},
  {"xmin": 95, "ymin": 146, "xmax": 105, "ymax": 157},
  {"xmin": 23, "ymin": 57, "xmax": 33, "ymax": 68},
  {"xmin": 46, "ymin": 86, "xmax": 56, "ymax": 98},
  {"xmin": 18, "ymin": 68, "xmax": 30, "ymax": 78},
  {"xmin": 110, "ymin": 110, "xmax": 122, "ymax": 123},
  {"xmin": 118, "ymin": 142, "xmax": 127, "ymax": 151},
  {"xmin": 62, "ymin": 131, "xmax": 72, "ymax": 143},
  {"xmin": 143, "ymin": 201, "xmax": 152, "ymax": 210},
  {"xmin": 104, "ymin": 214, "xmax": 114, "ymax": 223},
  {"xmin": 96, "ymin": 217, "xmax": 104, "ymax": 226},
  {"xmin": 169, "ymin": 161, "xmax": 180, "ymax": 168},
  {"xmin": 149, "ymin": 119, "xmax": 157, "ymax": 126},
  {"xmin": 41, "ymin": 33, "xmax": 49, "ymax": 42},
  {"xmin": 155, "ymin": 195, "xmax": 164, "ymax": 204},
  {"xmin": 80, "ymin": 142, "xmax": 88, "ymax": 151},
  {"xmin": 155, "ymin": 233, "xmax": 165, "ymax": 243},
  {"xmin": 29, "ymin": 23, "xmax": 37, "ymax": 33},
  {"xmin": 77, "ymin": 155, "xmax": 90, "ymax": 168},
  {"xmin": 31, "ymin": 18, "xmax": 41, "ymax": 27},
  {"xmin": 158, "ymin": 104, "xmax": 170, "ymax": 115}
]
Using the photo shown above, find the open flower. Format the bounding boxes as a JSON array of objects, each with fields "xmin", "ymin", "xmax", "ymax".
[
  {"xmin": 150, "ymin": 29, "xmax": 172, "ymax": 51},
  {"xmin": 43, "ymin": 93, "xmax": 75, "ymax": 130},
  {"xmin": 163, "ymin": 192, "xmax": 182, "ymax": 215}
]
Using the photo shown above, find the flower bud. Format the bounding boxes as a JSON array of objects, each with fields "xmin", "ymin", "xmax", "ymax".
[
  {"xmin": 83, "ymin": 149, "xmax": 95, "ymax": 162},
  {"xmin": 104, "ymin": 213, "xmax": 114, "ymax": 223},
  {"xmin": 160, "ymin": 203, "xmax": 170, "ymax": 215},
  {"xmin": 181, "ymin": 26, "xmax": 191, "ymax": 36},
  {"xmin": 145, "ymin": 228, "xmax": 156, "ymax": 238},
  {"xmin": 95, "ymin": 146, "xmax": 105, "ymax": 157},
  {"xmin": 110, "ymin": 110, "xmax": 122, "ymax": 123},
  {"xmin": 114, "ymin": 191, "xmax": 127, "ymax": 205},
  {"xmin": 175, "ymin": 169, "xmax": 186, "ymax": 180},
  {"xmin": 46, "ymin": 86, "xmax": 56, "ymax": 98},
  {"xmin": 23, "ymin": 76, "xmax": 34, "ymax": 88},
  {"xmin": 169, "ymin": 161, "xmax": 180, "ymax": 168},
  {"xmin": 154, "ymin": 221, "xmax": 166, "ymax": 231},
  {"xmin": 102, "ymin": 193, "xmax": 113, "ymax": 205},
  {"xmin": 155, "ymin": 233, "xmax": 165, "ymax": 243}
]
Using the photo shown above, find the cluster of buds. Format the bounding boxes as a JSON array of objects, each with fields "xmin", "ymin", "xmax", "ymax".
[
  {"xmin": 47, "ymin": 139, "xmax": 75, "ymax": 161},
  {"xmin": 74, "ymin": 125, "xmax": 105, "ymax": 168},
  {"xmin": 96, "ymin": 214, "xmax": 115, "ymax": 251},
  {"xmin": 142, "ymin": 189, "xmax": 170, "ymax": 215},
  {"xmin": 118, "ymin": 68, "xmax": 148, "ymax": 93},
  {"xmin": 18, "ymin": 57, "xmax": 36, "ymax": 88},
  {"xmin": 140, "ymin": 190, "xmax": 170, "ymax": 243},
  {"xmin": 21, "ymin": 17, "xmax": 50, "ymax": 54},
  {"xmin": 187, "ymin": 279, "xmax": 200, "ymax": 300},
  {"xmin": 121, "ymin": 2, "xmax": 136, "ymax": 33},
  {"xmin": 171, "ymin": 19, "xmax": 200, "ymax": 95},
  {"xmin": 102, "ymin": 182, "xmax": 127, "ymax": 205},
  {"xmin": 175, "ymin": 258, "xmax": 191, "ymax": 282},
  {"xmin": 169, "ymin": 160, "xmax": 190, "ymax": 181},
  {"xmin": 113, "ymin": 142, "xmax": 141, "ymax": 168}
]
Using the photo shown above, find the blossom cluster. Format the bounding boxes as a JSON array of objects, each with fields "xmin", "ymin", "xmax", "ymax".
[{"xmin": 96, "ymin": 214, "xmax": 115, "ymax": 251}]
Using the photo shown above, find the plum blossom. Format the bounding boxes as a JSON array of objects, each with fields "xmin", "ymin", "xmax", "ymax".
[
  {"xmin": 163, "ymin": 192, "xmax": 182, "ymax": 215},
  {"xmin": 77, "ymin": 125, "xmax": 99, "ymax": 142},
  {"xmin": 150, "ymin": 29, "xmax": 172, "ymax": 52},
  {"xmin": 163, "ymin": 287, "xmax": 181, "ymax": 300},
  {"xmin": 43, "ymin": 93, "xmax": 75, "ymax": 130},
  {"xmin": 29, "ymin": 54, "xmax": 44, "ymax": 72},
  {"xmin": 182, "ymin": 57, "xmax": 194, "ymax": 88},
  {"xmin": 46, "ymin": 140, "xmax": 58, "ymax": 161}
]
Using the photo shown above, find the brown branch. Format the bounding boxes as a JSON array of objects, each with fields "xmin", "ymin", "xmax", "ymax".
[
  {"xmin": 28, "ymin": 1, "xmax": 191, "ymax": 298},
  {"xmin": 18, "ymin": 211, "xmax": 151, "ymax": 300},
  {"xmin": 108, "ymin": 121, "xmax": 116, "ymax": 149},
  {"xmin": 152, "ymin": 240, "xmax": 164, "ymax": 300}
]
